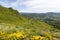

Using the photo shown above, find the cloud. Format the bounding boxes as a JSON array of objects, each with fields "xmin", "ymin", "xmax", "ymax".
[
  {"xmin": 0, "ymin": 1, "xmax": 9, "ymax": 7},
  {"xmin": 9, "ymin": 0, "xmax": 27, "ymax": 11},
  {"xmin": 0, "ymin": 0, "xmax": 60, "ymax": 13},
  {"xmin": 22, "ymin": 0, "xmax": 60, "ymax": 13}
]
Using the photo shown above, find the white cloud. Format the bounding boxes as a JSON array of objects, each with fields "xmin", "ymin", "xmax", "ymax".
[
  {"xmin": 0, "ymin": 1, "xmax": 9, "ymax": 7},
  {"xmin": 22, "ymin": 0, "xmax": 60, "ymax": 13},
  {"xmin": 0, "ymin": 0, "xmax": 60, "ymax": 13},
  {"xmin": 9, "ymin": 0, "xmax": 26, "ymax": 11}
]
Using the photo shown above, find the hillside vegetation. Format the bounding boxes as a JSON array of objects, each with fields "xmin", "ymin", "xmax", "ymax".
[
  {"xmin": 0, "ymin": 5, "xmax": 60, "ymax": 40},
  {"xmin": 21, "ymin": 12, "xmax": 60, "ymax": 29}
]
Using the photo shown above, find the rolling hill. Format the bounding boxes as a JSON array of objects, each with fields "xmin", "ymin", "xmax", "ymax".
[
  {"xmin": 21, "ymin": 12, "xmax": 60, "ymax": 29},
  {"xmin": 0, "ymin": 5, "xmax": 60, "ymax": 40},
  {"xmin": 21, "ymin": 12, "xmax": 60, "ymax": 20}
]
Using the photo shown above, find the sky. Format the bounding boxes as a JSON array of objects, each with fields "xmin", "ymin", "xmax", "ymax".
[{"xmin": 0, "ymin": 0, "xmax": 60, "ymax": 13}]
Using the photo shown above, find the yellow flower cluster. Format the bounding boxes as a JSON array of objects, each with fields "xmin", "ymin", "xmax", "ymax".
[
  {"xmin": 0, "ymin": 31, "xmax": 6, "ymax": 39},
  {"xmin": 0, "ymin": 31, "xmax": 27, "ymax": 40},
  {"xmin": 0, "ymin": 31, "xmax": 5, "ymax": 35},
  {"xmin": 8, "ymin": 31, "xmax": 26, "ymax": 38},
  {"xmin": 30, "ymin": 36, "xmax": 44, "ymax": 40},
  {"xmin": 0, "ymin": 31, "xmax": 53, "ymax": 40}
]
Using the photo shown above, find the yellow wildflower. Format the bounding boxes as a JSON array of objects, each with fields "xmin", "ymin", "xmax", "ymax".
[
  {"xmin": 8, "ymin": 31, "xmax": 26, "ymax": 38},
  {"xmin": 31, "ymin": 36, "xmax": 44, "ymax": 40}
]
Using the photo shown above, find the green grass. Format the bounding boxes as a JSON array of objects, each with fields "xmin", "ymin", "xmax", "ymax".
[{"xmin": 0, "ymin": 5, "xmax": 60, "ymax": 40}]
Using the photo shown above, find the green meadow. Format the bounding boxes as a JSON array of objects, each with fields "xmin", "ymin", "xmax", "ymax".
[{"xmin": 0, "ymin": 5, "xmax": 60, "ymax": 40}]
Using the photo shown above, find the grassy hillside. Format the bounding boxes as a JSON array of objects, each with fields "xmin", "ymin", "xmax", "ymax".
[
  {"xmin": 21, "ymin": 12, "xmax": 60, "ymax": 29},
  {"xmin": 0, "ymin": 5, "xmax": 60, "ymax": 40}
]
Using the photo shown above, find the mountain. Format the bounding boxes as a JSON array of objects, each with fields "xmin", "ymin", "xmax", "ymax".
[
  {"xmin": 21, "ymin": 12, "xmax": 60, "ymax": 29},
  {"xmin": 0, "ymin": 5, "xmax": 60, "ymax": 40},
  {"xmin": 21, "ymin": 12, "xmax": 60, "ymax": 19}
]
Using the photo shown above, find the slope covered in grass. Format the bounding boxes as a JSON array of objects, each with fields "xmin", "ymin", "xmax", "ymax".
[
  {"xmin": 0, "ymin": 5, "xmax": 52, "ymax": 30},
  {"xmin": 0, "ymin": 5, "xmax": 60, "ymax": 40}
]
